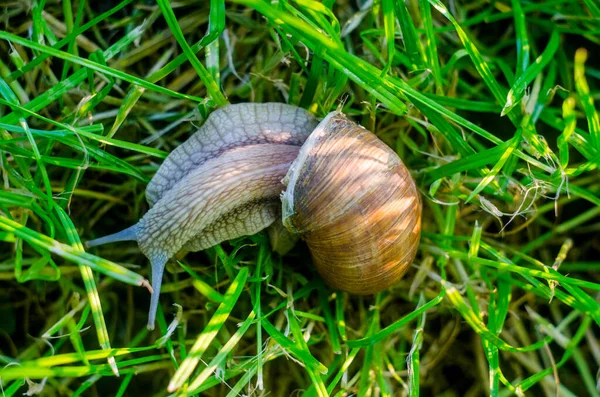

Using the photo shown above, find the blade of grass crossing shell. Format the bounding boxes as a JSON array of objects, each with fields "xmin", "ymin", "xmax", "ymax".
[
  {"xmin": 156, "ymin": 0, "xmax": 227, "ymax": 106},
  {"xmin": 167, "ymin": 267, "xmax": 249, "ymax": 393},
  {"xmin": 511, "ymin": 0, "xmax": 530, "ymax": 77},
  {"xmin": 502, "ymin": 30, "xmax": 559, "ymax": 116},
  {"xmin": 418, "ymin": 0, "xmax": 443, "ymax": 94},
  {"xmin": 574, "ymin": 48, "xmax": 600, "ymax": 149}
]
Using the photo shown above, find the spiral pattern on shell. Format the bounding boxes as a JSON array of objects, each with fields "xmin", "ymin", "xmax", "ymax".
[{"xmin": 281, "ymin": 112, "xmax": 422, "ymax": 294}]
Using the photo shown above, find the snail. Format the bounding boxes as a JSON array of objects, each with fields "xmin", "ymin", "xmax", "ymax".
[{"xmin": 87, "ymin": 103, "xmax": 422, "ymax": 330}]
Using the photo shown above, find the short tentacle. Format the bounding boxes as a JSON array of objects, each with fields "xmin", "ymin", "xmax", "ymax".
[{"xmin": 86, "ymin": 224, "xmax": 138, "ymax": 248}]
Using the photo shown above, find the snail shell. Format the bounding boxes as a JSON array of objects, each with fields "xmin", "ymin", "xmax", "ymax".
[{"xmin": 281, "ymin": 112, "xmax": 421, "ymax": 294}]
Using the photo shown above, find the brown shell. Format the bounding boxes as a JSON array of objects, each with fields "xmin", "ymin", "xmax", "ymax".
[{"xmin": 281, "ymin": 112, "xmax": 422, "ymax": 294}]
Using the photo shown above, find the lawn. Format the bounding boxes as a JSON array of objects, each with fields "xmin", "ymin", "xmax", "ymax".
[{"xmin": 0, "ymin": 0, "xmax": 599, "ymax": 396}]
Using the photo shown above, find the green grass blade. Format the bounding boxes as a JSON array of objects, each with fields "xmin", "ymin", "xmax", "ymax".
[
  {"xmin": 186, "ymin": 310, "xmax": 256, "ymax": 392},
  {"xmin": 380, "ymin": 0, "xmax": 396, "ymax": 77},
  {"xmin": 511, "ymin": 0, "xmax": 530, "ymax": 77},
  {"xmin": 0, "ymin": 216, "xmax": 148, "ymax": 287},
  {"xmin": 347, "ymin": 290, "xmax": 445, "ymax": 348},
  {"xmin": 427, "ymin": 0, "xmax": 508, "ymax": 108},
  {"xmin": 155, "ymin": 0, "xmax": 227, "ymax": 106},
  {"xmin": 465, "ymin": 126, "xmax": 522, "ymax": 202},
  {"xmin": 394, "ymin": 0, "xmax": 426, "ymax": 69},
  {"xmin": 261, "ymin": 317, "xmax": 328, "ymax": 375},
  {"xmin": 167, "ymin": 267, "xmax": 249, "ymax": 393},
  {"xmin": 0, "ymin": 30, "xmax": 205, "ymax": 103},
  {"xmin": 418, "ymin": 0, "xmax": 443, "ymax": 94},
  {"xmin": 503, "ymin": 30, "xmax": 559, "ymax": 115},
  {"xmin": 574, "ymin": 48, "xmax": 600, "ymax": 149}
]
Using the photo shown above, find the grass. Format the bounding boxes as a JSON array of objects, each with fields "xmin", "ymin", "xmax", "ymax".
[{"xmin": 0, "ymin": 0, "xmax": 599, "ymax": 396}]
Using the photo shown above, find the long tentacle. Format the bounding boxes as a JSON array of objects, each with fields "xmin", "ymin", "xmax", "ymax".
[
  {"xmin": 147, "ymin": 253, "xmax": 168, "ymax": 330},
  {"xmin": 86, "ymin": 224, "xmax": 138, "ymax": 248}
]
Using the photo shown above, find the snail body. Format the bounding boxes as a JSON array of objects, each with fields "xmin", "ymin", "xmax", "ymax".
[{"xmin": 87, "ymin": 103, "xmax": 421, "ymax": 329}]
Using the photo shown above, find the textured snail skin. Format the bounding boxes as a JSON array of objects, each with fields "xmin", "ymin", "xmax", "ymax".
[
  {"xmin": 282, "ymin": 112, "xmax": 422, "ymax": 294},
  {"xmin": 87, "ymin": 103, "xmax": 317, "ymax": 329},
  {"xmin": 146, "ymin": 103, "xmax": 318, "ymax": 206}
]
